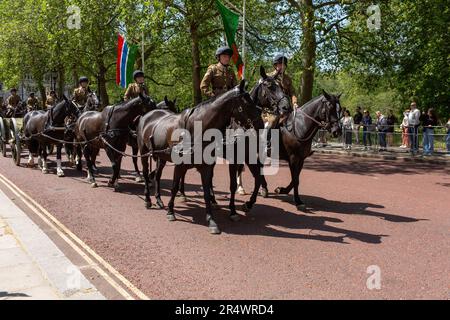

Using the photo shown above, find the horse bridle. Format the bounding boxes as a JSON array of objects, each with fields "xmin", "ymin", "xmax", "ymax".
[
  {"xmin": 229, "ymin": 90, "xmax": 261, "ymax": 131},
  {"xmin": 252, "ymin": 80, "xmax": 288, "ymax": 116}
]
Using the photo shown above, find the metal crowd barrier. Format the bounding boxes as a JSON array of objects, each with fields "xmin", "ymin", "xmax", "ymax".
[{"xmin": 314, "ymin": 125, "xmax": 450, "ymax": 155}]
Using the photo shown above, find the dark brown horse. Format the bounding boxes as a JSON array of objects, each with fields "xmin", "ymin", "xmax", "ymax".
[
  {"xmin": 23, "ymin": 96, "xmax": 80, "ymax": 177},
  {"xmin": 75, "ymin": 93, "xmax": 155, "ymax": 189},
  {"xmin": 137, "ymin": 80, "xmax": 263, "ymax": 234},
  {"xmin": 275, "ymin": 91, "xmax": 342, "ymax": 210}
]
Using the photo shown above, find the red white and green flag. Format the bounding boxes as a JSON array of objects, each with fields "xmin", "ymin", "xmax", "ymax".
[
  {"xmin": 215, "ymin": 0, "xmax": 244, "ymax": 79},
  {"xmin": 116, "ymin": 34, "xmax": 139, "ymax": 88}
]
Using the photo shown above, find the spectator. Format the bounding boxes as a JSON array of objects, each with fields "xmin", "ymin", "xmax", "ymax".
[
  {"xmin": 422, "ymin": 108, "xmax": 438, "ymax": 156},
  {"xmin": 400, "ymin": 109, "xmax": 410, "ymax": 148},
  {"xmin": 361, "ymin": 110, "xmax": 373, "ymax": 150},
  {"xmin": 376, "ymin": 111, "xmax": 388, "ymax": 152},
  {"xmin": 386, "ymin": 109, "xmax": 397, "ymax": 148},
  {"xmin": 407, "ymin": 102, "xmax": 421, "ymax": 155},
  {"xmin": 353, "ymin": 106, "xmax": 363, "ymax": 145},
  {"xmin": 446, "ymin": 118, "xmax": 450, "ymax": 156},
  {"xmin": 342, "ymin": 110, "xmax": 354, "ymax": 150}
]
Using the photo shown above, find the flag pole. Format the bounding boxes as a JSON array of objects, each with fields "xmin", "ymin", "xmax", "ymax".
[
  {"xmin": 241, "ymin": 0, "xmax": 246, "ymax": 80},
  {"xmin": 141, "ymin": 31, "xmax": 145, "ymax": 73}
]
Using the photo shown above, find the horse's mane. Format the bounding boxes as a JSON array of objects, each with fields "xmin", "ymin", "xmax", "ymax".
[{"xmin": 298, "ymin": 95, "xmax": 323, "ymax": 111}]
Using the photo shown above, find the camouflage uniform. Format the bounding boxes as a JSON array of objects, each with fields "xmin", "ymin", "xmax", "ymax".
[
  {"xmin": 26, "ymin": 96, "xmax": 39, "ymax": 112},
  {"xmin": 200, "ymin": 63, "xmax": 237, "ymax": 98},
  {"xmin": 46, "ymin": 94, "xmax": 57, "ymax": 109},
  {"xmin": 267, "ymin": 70, "xmax": 298, "ymax": 106},
  {"xmin": 73, "ymin": 87, "xmax": 90, "ymax": 106},
  {"xmin": 124, "ymin": 83, "xmax": 149, "ymax": 101}
]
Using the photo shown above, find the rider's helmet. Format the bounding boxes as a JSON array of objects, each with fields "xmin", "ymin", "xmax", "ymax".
[
  {"xmin": 29, "ymin": 92, "xmax": 35, "ymax": 97},
  {"xmin": 79, "ymin": 76, "xmax": 89, "ymax": 84},
  {"xmin": 273, "ymin": 54, "xmax": 288, "ymax": 66},
  {"xmin": 133, "ymin": 70, "xmax": 145, "ymax": 80},
  {"xmin": 10, "ymin": 88, "xmax": 17, "ymax": 93},
  {"xmin": 215, "ymin": 46, "xmax": 234, "ymax": 60}
]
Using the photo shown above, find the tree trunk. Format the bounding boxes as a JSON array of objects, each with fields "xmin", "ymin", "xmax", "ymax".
[
  {"xmin": 299, "ymin": 0, "xmax": 316, "ymax": 106},
  {"xmin": 190, "ymin": 22, "xmax": 202, "ymax": 105},
  {"xmin": 57, "ymin": 65, "xmax": 65, "ymax": 99},
  {"xmin": 97, "ymin": 61, "xmax": 109, "ymax": 108}
]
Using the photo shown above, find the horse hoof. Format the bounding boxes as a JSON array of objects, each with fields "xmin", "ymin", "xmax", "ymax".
[
  {"xmin": 229, "ymin": 214, "xmax": 241, "ymax": 222},
  {"xmin": 91, "ymin": 183, "xmax": 98, "ymax": 188},
  {"xmin": 209, "ymin": 226, "xmax": 221, "ymax": 235},
  {"xmin": 274, "ymin": 187, "xmax": 281, "ymax": 195},
  {"xmin": 241, "ymin": 202, "xmax": 252, "ymax": 213},
  {"xmin": 176, "ymin": 194, "xmax": 187, "ymax": 202},
  {"xmin": 145, "ymin": 202, "xmax": 152, "ymax": 209},
  {"xmin": 260, "ymin": 188, "xmax": 269, "ymax": 198},
  {"xmin": 237, "ymin": 186, "xmax": 246, "ymax": 195},
  {"xmin": 42, "ymin": 169, "xmax": 49, "ymax": 174},
  {"xmin": 297, "ymin": 204, "xmax": 307, "ymax": 211},
  {"xmin": 57, "ymin": 170, "xmax": 65, "ymax": 177},
  {"xmin": 156, "ymin": 200, "xmax": 164, "ymax": 209},
  {"xmin": 135, "ymin": 176, "xmax": 144, "ymax": 183},
  {"xmin": 167, "ymin": 214, "xmax": 176, "ymax": 222}
]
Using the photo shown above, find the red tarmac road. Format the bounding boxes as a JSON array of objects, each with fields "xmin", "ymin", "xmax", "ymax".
[{"xmin": 0, "ymin": 147, "xmax": 448, "ymax": 299}]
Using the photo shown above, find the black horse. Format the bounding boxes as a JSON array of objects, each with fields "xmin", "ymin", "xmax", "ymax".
[
  {"xmin": 23, "ymin": 96, "xmax": 80, "ymax": 177},
  {"xmin": 137, "ymin": 80, "xmax": 263, "ymax": 234},
  {"xmin": 128, "ymin": 96, "xmax": 177, "ymax": 183},
  {"xmin": 75, "ymin": 93, "xmax": 155, "ymax": 189},
  {"xmin": 275, "ymin": 91, "xmax": 342, "ymax": 210}
]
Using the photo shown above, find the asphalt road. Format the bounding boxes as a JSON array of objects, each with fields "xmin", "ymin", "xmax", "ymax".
[{"xmin": 0, "ymin": 147, "xmax": 448, "ymax": 299}]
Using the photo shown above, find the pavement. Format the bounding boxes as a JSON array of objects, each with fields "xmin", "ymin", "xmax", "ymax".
[
  {"xmin": 312, "ymin": 142, "xmax": 450, "ymax": 165},
  {"xmin": 0, "ymin": 188, "xmax": 105, "ymax": 300}
]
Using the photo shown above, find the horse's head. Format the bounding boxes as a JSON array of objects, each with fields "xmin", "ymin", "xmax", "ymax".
[
  {"xmin": 138, "ymin": 92, "xmax": 157, "ymax": 114},
  {"xmin": 230, "ymin": 80, "xmax": 264, "ymax": 130},
  {"xmin": 251, "ymin": 66, "xmax": 290, "ymax": 128},
  {"xmin": 85, "ymin": 92, "xmax": 100, "ymax": 112},
  {"xmin": 319, "ymin": 90, "xmax": 343, "ymax": 138},
  {"xmin": 157, "ymin": 96, "xmax": 177, "ymax": 113}
]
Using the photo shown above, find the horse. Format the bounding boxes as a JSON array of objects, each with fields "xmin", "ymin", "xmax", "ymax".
[
  {"xmin": 137, "ymin": 80, "xmax": 263, "ymax": 234},
  {"xmin": 66, "ymin": 92, "xmax": 100, "ymax": 166},
  {"xmin": 23, "ymin": 96, "xmax": 80, "ymax": 177},
  {"xmin": 75, "ymin": 93, "xmax": 155, "ymax": 189},
  {"xmin": 274, "ymin": 90, "xmax": 343, "ymax": 210},
  {"xmin": 128, "ymin": 96, "xmax": 177, "ymax": 183}
]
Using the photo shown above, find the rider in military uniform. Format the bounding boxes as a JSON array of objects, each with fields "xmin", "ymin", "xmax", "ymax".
[
  {"xmin": 268, "ymin": 54, "xmax": 298, "ymax": 109},
  {"xmin": 5, "ymin": 88, "xmax": 21, "ymax": 117},
  {"xmin": 73, "ymin": 76, "xmax": 91, "ymax": 107},
  {"xmin": 200, "ymin": 46, "xmax": 237, "ymax": 99},
  {"xmin": 124, "ymin": 70, "xmax": 149, "ymax": 101},
  {"xmin": 26, "ymin": 92, "xmax": 39, "ymax": 112},
  {"xmin": 45, "ymin": 90, "xmax": 58, "ymax": 110}
]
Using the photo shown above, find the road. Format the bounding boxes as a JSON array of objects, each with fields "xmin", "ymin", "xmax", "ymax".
[{"xmin": 0, "ymin": 147, "xmax": 448, "ymax": 299}]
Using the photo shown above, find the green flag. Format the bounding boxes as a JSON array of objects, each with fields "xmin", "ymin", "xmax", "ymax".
[{"xmin": 215, "ymin": 0, "xmax": 244, "ymax": 79}]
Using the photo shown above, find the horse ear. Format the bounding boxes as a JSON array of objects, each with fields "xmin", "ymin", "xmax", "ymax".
[
  {"xmin": 164, "ymin": 95, "xmax": 169, "ymax": 105},
  {"xmin": 239, "ymin": 80, "xmax": 246, "ymax": 93},
  {"xmin": 260, "ymin": 66, "xmax": 267, "ymax": 80},
  {"xmin": 173, "ymin": 98, "xmax": 177, "ymax": 105},
  {"xmin": 322, "ymin": 90, "xmax": 331, "ymax": 101},
  {"xmin": 63, "ymin": 95, "xmax": 68, "ymax": 102},
  {"xmin": 337, "ymin": 93, "xmax": 343, "ymax": 99}
]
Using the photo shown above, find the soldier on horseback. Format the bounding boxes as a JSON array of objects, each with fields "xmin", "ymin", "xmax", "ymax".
[
  {"xmin": 5, "ymin": 88, "xmax": 21, "ymax": 117},
  {"xmin": 45, "ymin": 90, "xmax": 58, "ymax": 110},
  {"xmin": 26, "ymin": 92, "xmax": 39, "ymax": 112},
  {"xmin": 124, "ymin": 70, "xmax": 149, "ymax": 101},
  {"xmin": 200, "ymin": 46, "xmax": 237, "ymax": 99},
  {"xmin": 268, "ymin": 54, "xmax": 298, "ymax": 110},
  {"xmin": 73, "ymin": 76, "xmax": 91, "ymax": 109}
]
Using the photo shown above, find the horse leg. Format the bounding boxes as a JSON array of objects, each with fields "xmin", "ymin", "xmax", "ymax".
[
  {"xmin": 241, "ymin": 162, "xmax": 263, "ymax": 214},
  {"xmin": 236, "ymin": 165, "xmax": 246, "ymax": 195},
  {"xmin": 201, "ymin": 165, "xmax": 220, "ymax": 235},
  {"xmin": 106, "ymin": 148, "xmax": 121, "ymax": 192},
  {"xmin": 133, "ymin": 144, "xmax": 143, "ymax": 182},
  {"xmin": 75, "ymin": 145, "xmax": 83, "ymax": 171},
  {"xmin": 41, "ymin": 145, "xmax": 49, "ymax": 174},
  {"xmin": 141, "ymin": 149, "xmax": 152, "ymax": 209},
  {"xmin": 27, "ymin": 152, "xmax": 35, "ymax": 167},
  {"xmin": 83, "ymin": 145, "xmax": 97, "ymax": 187},
  {"xmin": 167, "ymin": 165, "xmax": 187, "ymax": 222},
  {"xmin": 92, "ymin": 148, "xmax": 99, "ymax": 174},
  {"xmin": 210, "ymin": 164, "xmax": 218, "ymax": 207},
  {"xmin": 154, "ymin": 158, "xmax": 166, "ymax": 209},
  {"xmin": 56, "ymin": 144, "xmax": 65, "ymax": 177},
  {"xmin": 228, "ymin": 164, "xmax": 240, "ymax": 222},
  {"xmin": 177, "ymin": 173, "xmax": 187, "ymax": 202},
  {"xmin": 290, "ymin": 158, "xmax": 306, "ymax": 211}
]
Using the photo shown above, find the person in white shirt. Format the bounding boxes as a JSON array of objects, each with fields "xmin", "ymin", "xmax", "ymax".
[
  {"xmin": 400, "ymin": 109, "xmax": 410, "ymax": 148},
  {"xmin": 407, "ymin": 102, "xmax": 421, "ymax": 154},
  {"xmin": 342, "ymin": 110, "xmax": 354, "ymax": 150}
]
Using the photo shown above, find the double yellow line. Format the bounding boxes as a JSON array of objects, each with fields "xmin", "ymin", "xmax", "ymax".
[{"xmin": 0, "ymin": 173, "xmax": 149, "ymax": 300}]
